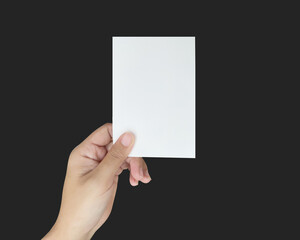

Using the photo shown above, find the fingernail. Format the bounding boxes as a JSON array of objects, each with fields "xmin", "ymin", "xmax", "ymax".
[
  {"xmin": 139, "ymin": 168, "xmax": 144, "ymax": 178},
  {"xmin": 121, "ymin": 133, "xmax": 133, "ymax": 147},
  {"xmin": 145, "ymin": 170, "xmax": 152, "ymax": 180}
]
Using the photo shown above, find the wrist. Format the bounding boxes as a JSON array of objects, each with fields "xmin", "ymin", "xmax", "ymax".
[{"xmin": 43, "ymin": 221, "xmax": 91, "ymax": 240}]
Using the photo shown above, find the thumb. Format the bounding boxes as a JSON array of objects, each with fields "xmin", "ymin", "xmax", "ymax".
[{"xmin": 93, "ymin": 132, "xmax": 135, "ymax": 183}]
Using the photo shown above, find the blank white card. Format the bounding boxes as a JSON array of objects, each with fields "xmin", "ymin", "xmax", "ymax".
[{"xmin": 113, "ymin": 37, "xmax": 195, "ymax": 158}]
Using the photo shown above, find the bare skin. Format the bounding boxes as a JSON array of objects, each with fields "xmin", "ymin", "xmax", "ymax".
[{"xmin": 43, "ymin": 123, "xmax": 151, "ymax": 240}]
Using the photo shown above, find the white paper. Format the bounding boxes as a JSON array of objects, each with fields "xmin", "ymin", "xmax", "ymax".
[{"xmin": 113, "ymin": 37, "xmax": 195, "ymax": 158}]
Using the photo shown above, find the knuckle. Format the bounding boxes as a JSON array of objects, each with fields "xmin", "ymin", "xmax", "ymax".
[
  {"xmin": 69, "ymin": 145, "xmax": 79, "ymax": 159},
  {"xmin": 101, "ymin": 123, "xmax": 112, "ymax": 131},
  {"xmin": 103, "ymin": 122, "xmax": 112, "ymax": 128}
]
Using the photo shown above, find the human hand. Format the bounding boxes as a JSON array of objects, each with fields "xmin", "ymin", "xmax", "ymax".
[{"xmin": 43, "ymin": 123, "xmax": 151, "ymax": 240}]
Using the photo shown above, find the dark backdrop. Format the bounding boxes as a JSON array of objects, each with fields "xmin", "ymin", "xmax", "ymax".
[{"xmin": 2, "ymin": 3, "xmax": 269, "ymax": 239}]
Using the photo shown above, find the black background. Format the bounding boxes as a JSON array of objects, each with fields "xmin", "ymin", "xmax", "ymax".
[{"xmin": 2, "ymin": 3, "xmax": 275, "ymax": 239}]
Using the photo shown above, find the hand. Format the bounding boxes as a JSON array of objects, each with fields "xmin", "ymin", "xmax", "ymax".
[{"xmin": 43, "ymin": 123, "xmax": 151, "ymax": 240}]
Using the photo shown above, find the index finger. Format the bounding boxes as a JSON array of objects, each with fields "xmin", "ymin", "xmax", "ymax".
[{"xmin": 84, "ymin": 123, "xmax": 113, "ymax": 146}]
